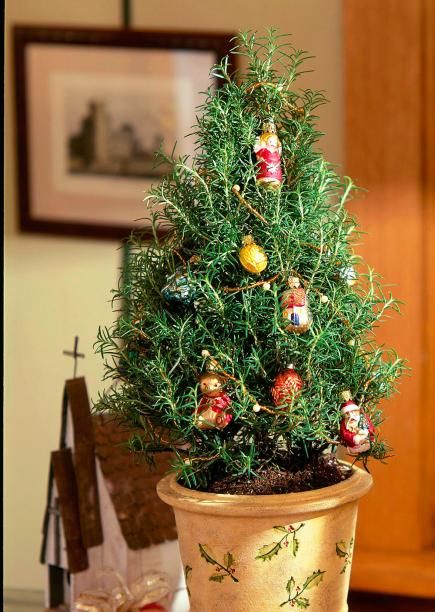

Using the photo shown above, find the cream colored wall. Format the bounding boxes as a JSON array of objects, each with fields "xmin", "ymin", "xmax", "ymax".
[{"xmin": 4, "ymin": 0, "xmax": 342, "ymax": 591}]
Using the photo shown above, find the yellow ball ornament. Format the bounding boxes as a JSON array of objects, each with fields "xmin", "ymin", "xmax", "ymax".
[{"xmin": 239, "ymin": 235, "xmax": 268, "ymax": 274}]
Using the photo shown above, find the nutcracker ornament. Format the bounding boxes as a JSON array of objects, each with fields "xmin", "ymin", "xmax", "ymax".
[
  {"xmin": 271, "ymin": 364, "xmax": 303, "ymax": 408},
  {"xmin": 194, "ymin": 372, "xmax": 233, "ymax": 430},
  {"xmin": 339, "ymin": 391, "xmax": 375, "ymax": 455},
  {"xmin": 239, "ymin": 235, "xmax": 268, "ymax": 274},
  {"xmin": 253, "ymin": 119, "xmax": 283, "ymax": 189},
  {"xmin": 161, "ymin": 266, "xmax": 196, "ymax": 305},
  {"xmin": 281, "ymin": 276, "xmax": 312, "ymax": 333}
]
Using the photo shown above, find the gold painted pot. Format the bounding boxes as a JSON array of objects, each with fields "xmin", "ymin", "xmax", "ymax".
[{"xmin": 157, "ymin": 465, "xmax": 372, "ymax": 612}]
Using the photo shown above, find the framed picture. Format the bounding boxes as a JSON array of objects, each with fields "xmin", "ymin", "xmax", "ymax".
[{"xmin": 13, "ymin": 26, "xmax": 235, "ymax": 240}]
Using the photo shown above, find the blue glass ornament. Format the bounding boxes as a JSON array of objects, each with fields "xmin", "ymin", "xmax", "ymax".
[{"xmin": 162, "ymin": 267, "xmax": 196, "ymax": 305}]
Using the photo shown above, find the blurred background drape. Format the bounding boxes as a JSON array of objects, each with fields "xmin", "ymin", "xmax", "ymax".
[{"xmin": 344, "ymin": 0, "xmax": 435, "ymax": 599}]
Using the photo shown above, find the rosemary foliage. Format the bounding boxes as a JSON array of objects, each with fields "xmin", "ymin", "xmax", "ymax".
[{"xmin": 95, "ymin": 31, "xmax": 404, "ymax": 489}]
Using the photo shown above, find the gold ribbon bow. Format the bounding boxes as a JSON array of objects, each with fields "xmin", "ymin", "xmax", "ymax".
[{"xmin": 74, "ymin": 568, "xmax": 170, "ymax": 611}]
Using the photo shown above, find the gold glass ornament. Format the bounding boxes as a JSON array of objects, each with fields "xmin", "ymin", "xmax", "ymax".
[{"xmin": 239, "ymin": 235, "xmax": 268, "ymax": 274}]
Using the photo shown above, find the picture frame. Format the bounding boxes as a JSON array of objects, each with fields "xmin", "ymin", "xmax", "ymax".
[{"xmin": 13, "ymin": 26, "xmax": 235, "ymax": 240}]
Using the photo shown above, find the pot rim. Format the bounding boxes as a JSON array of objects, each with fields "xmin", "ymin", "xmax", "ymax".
[{"xmin": 157, "ymin": 462, "xmax": 373, "ymax": 518}]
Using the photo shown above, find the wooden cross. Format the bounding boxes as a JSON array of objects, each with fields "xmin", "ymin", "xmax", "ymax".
[{"xmin": 63, "ymin": 336, "xmax": 85, "ymax": 379}]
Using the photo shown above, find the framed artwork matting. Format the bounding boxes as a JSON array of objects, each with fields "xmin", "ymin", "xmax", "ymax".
[{"xmin": 14, "ymin": 26, "xmax": 234, "ymax": 239}]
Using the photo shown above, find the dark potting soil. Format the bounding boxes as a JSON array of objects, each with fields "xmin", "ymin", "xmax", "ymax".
[{"xmin": 202, "ymin": 454, "xmax": 353, "ymax": 495}]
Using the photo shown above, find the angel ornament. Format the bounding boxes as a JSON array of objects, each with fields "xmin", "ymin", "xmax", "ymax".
[
  {"xmin": 281, "ymin": 276, "xmax": 312, "ymax": 333},
  {"xmin": 253, "ymin": 119, "xmax": 283, "ymax": 189}
]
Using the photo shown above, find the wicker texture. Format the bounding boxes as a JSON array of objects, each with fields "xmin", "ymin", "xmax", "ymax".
[{"xmin": 93, "ymin": 414, "xmax": 177, "ymax": 550}]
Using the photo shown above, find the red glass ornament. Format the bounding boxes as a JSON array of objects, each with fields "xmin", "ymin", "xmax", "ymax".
[{"xmin": 271, "ymin": 365, "xmax": 303, "ymax": 407}]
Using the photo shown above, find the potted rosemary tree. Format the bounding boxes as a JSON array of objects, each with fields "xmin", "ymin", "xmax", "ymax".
[{"xmin": 96, "ymin": 31, "xmax": 403, "ymax": 611}]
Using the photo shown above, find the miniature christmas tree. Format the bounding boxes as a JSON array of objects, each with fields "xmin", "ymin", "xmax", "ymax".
[{"xmin": 95, "ymin": 31, "xmax": 404, "ymax": 492}]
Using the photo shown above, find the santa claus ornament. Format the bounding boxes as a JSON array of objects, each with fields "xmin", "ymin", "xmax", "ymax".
[
  {"xmin": 281, "ymin": 276, "xmax": 312, "ymax": 333},
  {"xmin": 194, "ymin": 372, "xmax": 233, "ymax": 430},
  {"xmin": 271, "ymin": 364, "xmax": 303, "ymax": 408},
  {"xmin": 339, "ymin": 391, "xmax": 375, "ymax": 455},
  {"xmin": 253, "ymin": 119, "xmax": 283, "ymax": 189}
]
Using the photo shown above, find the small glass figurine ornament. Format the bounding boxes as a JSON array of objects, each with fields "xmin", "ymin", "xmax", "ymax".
[
  {"xmin": 194, "ymin": 372, "xmax": 233, "ymax": 430},
  {"xmin": 161, "ymin": 267, "xmax": 196, "ymax": 305},
  {"xmin": 325, "ymin": 248, "xmax": 358, "ymax": 286},
  {"xmin": 271, "ymin": 364, "xmax": 303, "ymax": 408},
  {"xmin": 340, "ymin": 264, "xmax": 357, "ymax": 286},
  {"xmin": 253, "ymin": 119, "xmax": 283, "ymax": 189},
  {"xmin": 339, "ymin": 391, "xmax": 375, "ymax": 455},
  {"xmin": 239, "ymin": 235, "xmax": 268, "ymax": 274},
  {"xmin": 281, "ymin": 276, "xmax": 312, "ymax": 333}
]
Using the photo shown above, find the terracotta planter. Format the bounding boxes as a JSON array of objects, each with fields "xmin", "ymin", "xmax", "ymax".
[{"xmin": 157, "ymin": 465, "xmax": 372, "ymax": 612}]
